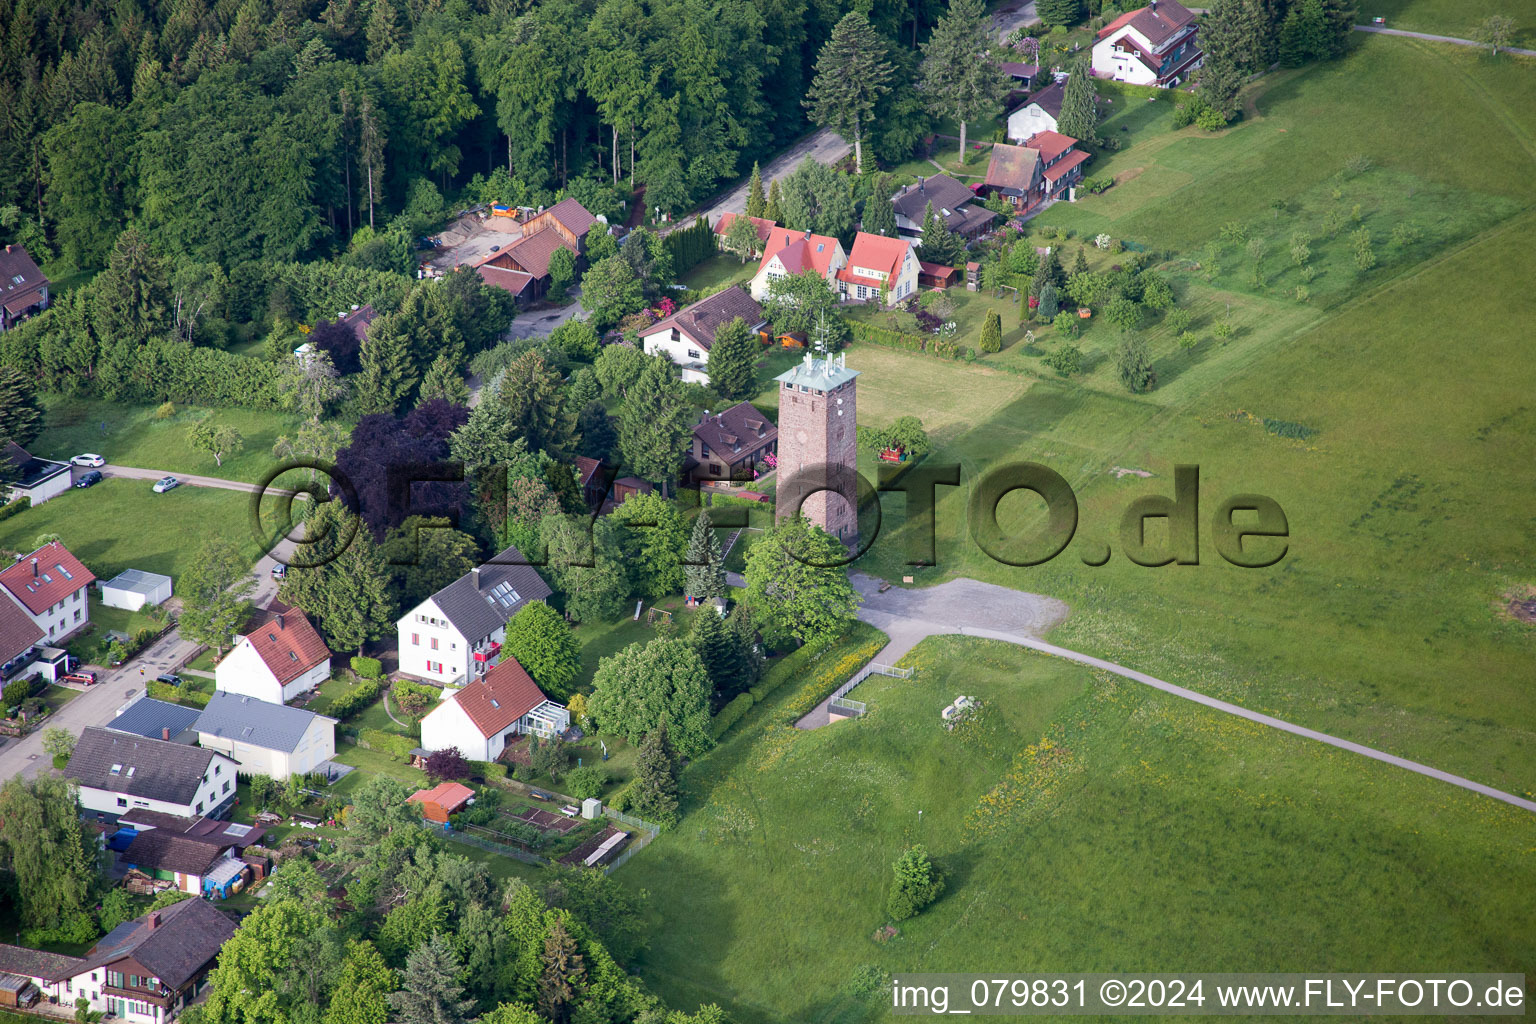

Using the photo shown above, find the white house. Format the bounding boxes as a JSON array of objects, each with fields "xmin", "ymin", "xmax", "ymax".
[
  {"xmin": 214, "ymin": 606, "xmax": 331, "ymax": 705},
  {"xmin": 0, "ymin": 897, "xmax": 235, "ymax": 1023},
  {"xmin": 640, "ymin": 286, "xmax": 768, "ymax": 384},
  {"xmin": 419, "ymin": 656, "xmax": 569, "ymax": 761},
  {"xmin": 835, "ymin": 232, "xmax": 919, "ymax": 306},
  {"xmin": 1091, "ymin": 0, "xmax": 1203, "ymax": 87},
  {"xmin": 397, "ymin": 545, "xmax": 553, "ymax": 688},
  {"xmin": 99, "ymin": 569, "xmax": 173, "ymax": 611},
  {"xmin": 194, "ymin": 691, "xmax": 337, "ymax": 780},
  {"xmin": 1006, "ymin": 77, "xmax": 1066, "ymax": 143},
  {"xmin": 2, "ymin": 442, "xmax": 71, "ymax": 507},
  {"xmin": 0, "ymin": 539, "xmax": 95, "ymax": 644},
  {"xmin": 748, "ymin": 227, "xmax": 847, "ymax": 302},
  {"xmin": 67, "ymin": 727, "xmax": 238, "ymax": 820}
]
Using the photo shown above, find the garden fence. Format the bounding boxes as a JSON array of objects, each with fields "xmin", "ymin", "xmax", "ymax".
[
  {"xmin": 825, "ymin": 660, "xmax": 914, "ymax": 709},
  {"xmin": 440, "ymin": 826, "xmax": 548, "ymax": 866},
  {"xmin": 600, "ymin": 808, "xmax": 662, "ymax": 875}
]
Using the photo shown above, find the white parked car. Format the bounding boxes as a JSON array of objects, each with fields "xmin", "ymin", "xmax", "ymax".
[
  {"xmin": 71, "ymin": 453, "xmax": 105, "ymax": 467},
  {"xmin": 152, "ymin": 476, "xmax": 180, "ymax": 493}
]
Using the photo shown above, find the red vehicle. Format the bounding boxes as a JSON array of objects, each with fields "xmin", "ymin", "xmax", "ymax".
[{"xmin": 64, "ymin": 670, "xmax": 98, "ymax": 685}]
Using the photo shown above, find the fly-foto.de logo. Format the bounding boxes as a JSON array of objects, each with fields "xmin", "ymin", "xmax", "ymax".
[{"xmin": 778, "ymin": 462, "xmax": 1290, "ymax": 569}]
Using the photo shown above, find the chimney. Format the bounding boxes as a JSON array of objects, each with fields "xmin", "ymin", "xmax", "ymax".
[
  {"xmin": 918, "ymin": 176, "xmax": 925, "ymax": 192},
  {"xmin": 1150, "ymin": 0, "xmax": 1157, "ymax": 10},
  {"xmin": 162, "ymin": 727, "xmax": 170, "ymax": 741},
  {"xmin": 804, "ymin": 229, "xmax": 811, "ymax": 240},
  {"xmin": 148, "ymin": 912, "xmax": 161, "ymax": 930},
  {"xmin": 472, "ymin": 566, "xmax": 482, "ymax": 590},
  {"xmin": 276, "ymin": 612, "xmax": 284, "ymax": 630},
  {"xmin": 31, "ymin": 558, "xmax": 38, "ymax": 577}
]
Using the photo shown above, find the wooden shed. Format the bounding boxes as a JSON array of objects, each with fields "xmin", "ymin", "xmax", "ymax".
[
  {"xmin": 407, "ymin": 782, "xmax": 476, "ymax": 824},
  {"xmin": 918, "ymin": 261, "xmax": 959, "ymax": 289}
]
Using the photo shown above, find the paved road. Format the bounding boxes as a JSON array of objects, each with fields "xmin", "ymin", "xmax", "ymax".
[
  {"xmin": 991, "ymin": 0, "xmax": 1040, "ymax": 42},
  {"xmin": 679, "ymin": 129, "xmax": 854, "ymax": 232},
  {"xmin": 818, "ymin": 574, "xmax": 1536, "ymax": 815},
  {"xmin": 1352, "ymin": 24, "xmax": 1536, "ymax": 56},
  {"xmin": 0, "ymin": 536, "xmax": 294, "ymax": 784}
]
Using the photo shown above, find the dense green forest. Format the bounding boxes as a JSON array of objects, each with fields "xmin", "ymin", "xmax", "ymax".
[{"xmin": 0, "ymin": 0, "xmax": 952, "ymax": 275}]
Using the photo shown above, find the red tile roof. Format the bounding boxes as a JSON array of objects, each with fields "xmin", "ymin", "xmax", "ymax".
[
  {"xmin": 0, "ymin": 589, "xmax": 44, "ymax": 665},
  {"xmin": 1043, "ymin": 149, "xmax": 1091, "ymax": 182},
  {"xmin": 408, "ymin": 781, "xmax": 475, "ymax": 813},
  {"xmin": 985, "ymin": 143, "xmax": 1043, "ymax": 192},
  {"xmin": 1096, "ymin": 0, "xmax": 1197, "ymax": 47},
  {"xmin": 714, "ymin": 212, "xmax": 777, "ymax": 243},
  {"xmin": 758, "ymin": 228, "xmax": 841, "ymax": 279},
  {"xmin": 542, "ymin": 197, "xmax": 598, "ymax": 239},
  {"xmin": 0, "ymin": 541, "xmax": 95, "ymax": 615},
  {"xmin": 1025, "ymin": 130, "xmax": 1080, "ymax": 163},
  {"xmin": 452, "ymin": 657, "xmax": 549, "ymax": 738},
  {"xmin": 839, "ymin": 232, "xmax": 910, "ymax": 287},
  {"xmin": 238, "ymin": 608, "xmax": 331, "ymax": 685},
  {"xmin": 504, "ymin": 229, "xmax": 576, "ymax": 280},
  {"xmin": 476, "ymin": 263, "xmax": 535, "ymax": 297}
]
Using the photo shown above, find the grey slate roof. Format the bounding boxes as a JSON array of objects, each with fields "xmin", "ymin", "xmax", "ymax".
[
  {"xmin": 424, "ymin": 544, "xmax": 553, "ymax": 642},
  {"xmin": 107, "ymin": 697, "xmax": 202, "ymax": 741},
  {"xmin": 122, "ymin": 829, "xmax": 229, "ymax": 875},
  {"xmin": 81, "ymin": 897, "xmax": 236, "ymax": 989},
  {"xmin": 194, "ymin": 691, "xmax": 332, "ymax": 754},
  {"xmin": 891, "ymin": 174, "xmax": 976, "ymax": 224},
  {"xmin": 66, "ymin": 727, "xmax": 220, "ymax": 805},
  {"xmin": 0, "ymin": 943, "xmax": 85, "ymax": 982}
]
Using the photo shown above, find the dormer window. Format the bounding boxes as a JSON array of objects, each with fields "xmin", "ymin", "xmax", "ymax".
[{"xmin": 110, "ymin": 764, "xmax": 123, "ymax": 775}]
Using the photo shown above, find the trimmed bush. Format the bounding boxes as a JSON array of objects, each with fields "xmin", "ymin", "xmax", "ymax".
[
  {"xmin": 325, "ymin": 677, "xmax": 383, "ymax": 720},
  {"xmin": 359, "ymin": 729, "xmax": 416, "ymax": 759},
  {"xmin": 708, "ymin": 692, "xmax": 755, "ymax": 740},
  {"xmin": 350, "ymin": 656, "xmax": 382, "ymax": 679},
  {"xmin": 0, "ymin": 497, "xmax": 30, "ymax": 523}
]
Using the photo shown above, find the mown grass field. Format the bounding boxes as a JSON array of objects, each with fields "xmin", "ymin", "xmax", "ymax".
[
  {"xmin": 32, "ymin": 394, "xmax": 309, "ymax": 483},
  {"xmin": 625, "ymin": 34, "xmax": 1536, "ymax": 1021},
  {"xmin": 627, "ymin": 637, "xmax": 1536, "ymax": 1024},
  {"xmin": 0, "ymin": 478, "xmax": 263, "ymax": 579}
]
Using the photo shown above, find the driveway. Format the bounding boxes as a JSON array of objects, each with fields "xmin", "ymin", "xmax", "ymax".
[
  {"xmin": 507, "ymin": 291, "xmax": 584, "ymax": 341},
  {"xmin": 99, "ymin": 464, "xmax": 278, "ymax": 495},
  {"xmin": 0, "ymin": 537, "xmax": 291, "ymax": 784},
  {"xmin": 1351, "ymin": 24, "xmax": 1536, "ymax": 56}
]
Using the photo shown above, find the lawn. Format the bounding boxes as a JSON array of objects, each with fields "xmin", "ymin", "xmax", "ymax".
[
  {"xmin": 0, "ymin": 478, "xmax": 266, "ymax": 580},
  {"xmin": 32, "ymin": 394, "xmax": 310, "ymax": 484},
  {"xmin": 624, "ymin": 637, "xmax": 1536, "ymax": 1024},
  {"xmin": 65, "ymin": 594, "xmax": 165, "ymax": 664},
  {"xmin": 1358, "ymin": 0, "xmax": 1534, "ymax": 46},
  {"xmin": 679, "ymin": 253, "xmax": 756, "ymax": 294}
]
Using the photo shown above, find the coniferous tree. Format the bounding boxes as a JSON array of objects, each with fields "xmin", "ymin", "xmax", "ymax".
[
  {"xmin": 1034, "ymin": 0, "xmax": 1081, "ymax": 28},
  {"xmin": 418, "ymin": 350, "xmax": 470, "ymax": 406},
  {"xmin": 979, "ymin": 309, "xmax": 1002, "ymax": 353},
  {"xmin": 804, "ymin": 11, "xmax": 894, "ymax": 174},
  {"xmin": 690, "ymin": 607, "xmax": 734, "ymax": 697},
  {"xmin": 1055, "ymin": 60, "xmax": 1099, "ymax": 141},
  {"xmin": 628, "ymin": 724, "xmax": 680, "ymax": 826},
  {"xmin": 683, "ymin": 510, "xmax": 728, "ymax": 603},
  {"xmin": 765, "ymin": 179, "xmax": 785, "ymax": 224},
  {"xmin": 745, "ymin": 162, "xmax": 766, "ymax": 219},
  {"xmin": 920, "ymin": 201, "xmax": 963, "ymax": 266},
  {"xmin": 388, "ymin": 935, "xmax": 475, "ymax": 1024},
  {"xmin": 918, "ymin": 0, "xmax": 1011, "ymax": 161},
  {"xmin": 94, "ymin": 228, "xmax": 169, "ymax": 347},
  {"xmin": 1037, "ymin": 282, "xmax": 1059, "ymax": 320},
  {"xmin": 1195, "ymin": 54, "xmax": 1243, "ymax": 120},
  {"xmin": 617, "ymin": 357, "xmax": 692, "ymax": 495},
  {"xmin": 279, "ymin": 502, "xmax": 395, "ymax": 653},
  {"xmin": 357, "ymin": 313, "xmax": 418, "ymax": 414},
  {"xmin": 1073, "ymin": 247, "xmax": 1089, "ymax": 276},
  {"xmin": 0, "ymin": 367, "xmax": 44, "ymax": 449},
  {"xmin": 862, "ymin": 176, "xmax": 899, "ymax": 237},
  {"xmin": 535, "ymin": 919, "xmax": 585, "ymax": 1024},
  {"xmin": 705, "ymin": 316, "xmax": 760, "ymax": 402}
]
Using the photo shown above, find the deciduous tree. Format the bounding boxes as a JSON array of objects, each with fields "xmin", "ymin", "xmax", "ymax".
[
  {"xmin": 589, "ymin": 639, "xmax": 713, "ymax": 757},
  {"xmin": 743, "ymin": 516, "xmax": 861, "ymax": 647},
  {"xmin": 501, "ymin": 600, "xmax": 581, "ymax": 699},
  {"xmin": 178, "ymin": 538, "xmax": 258, "ymax": 656}
]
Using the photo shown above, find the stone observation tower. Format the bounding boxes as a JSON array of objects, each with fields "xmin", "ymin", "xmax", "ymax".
[{"xmin": 773, "ymin": 323, "xmax": 859, "ymax": 544}]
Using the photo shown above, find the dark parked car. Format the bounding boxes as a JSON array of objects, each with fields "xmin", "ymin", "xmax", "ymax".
[
  {"xmin": 75, "ymin": 470, "xmax": 103, "ymax": 488},
  {"xmin": 155, "ymin": 673, "xmax": 183, "ymax": 687}
]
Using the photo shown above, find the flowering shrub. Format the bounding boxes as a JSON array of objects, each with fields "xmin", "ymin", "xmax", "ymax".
[
  {"xmin": 1094, "ymin": 233, "xmax": 1113, "ymax": 250},
  {"xmin": 762, "ymin": 452, "xmax": 778, "ymax": 469}
]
